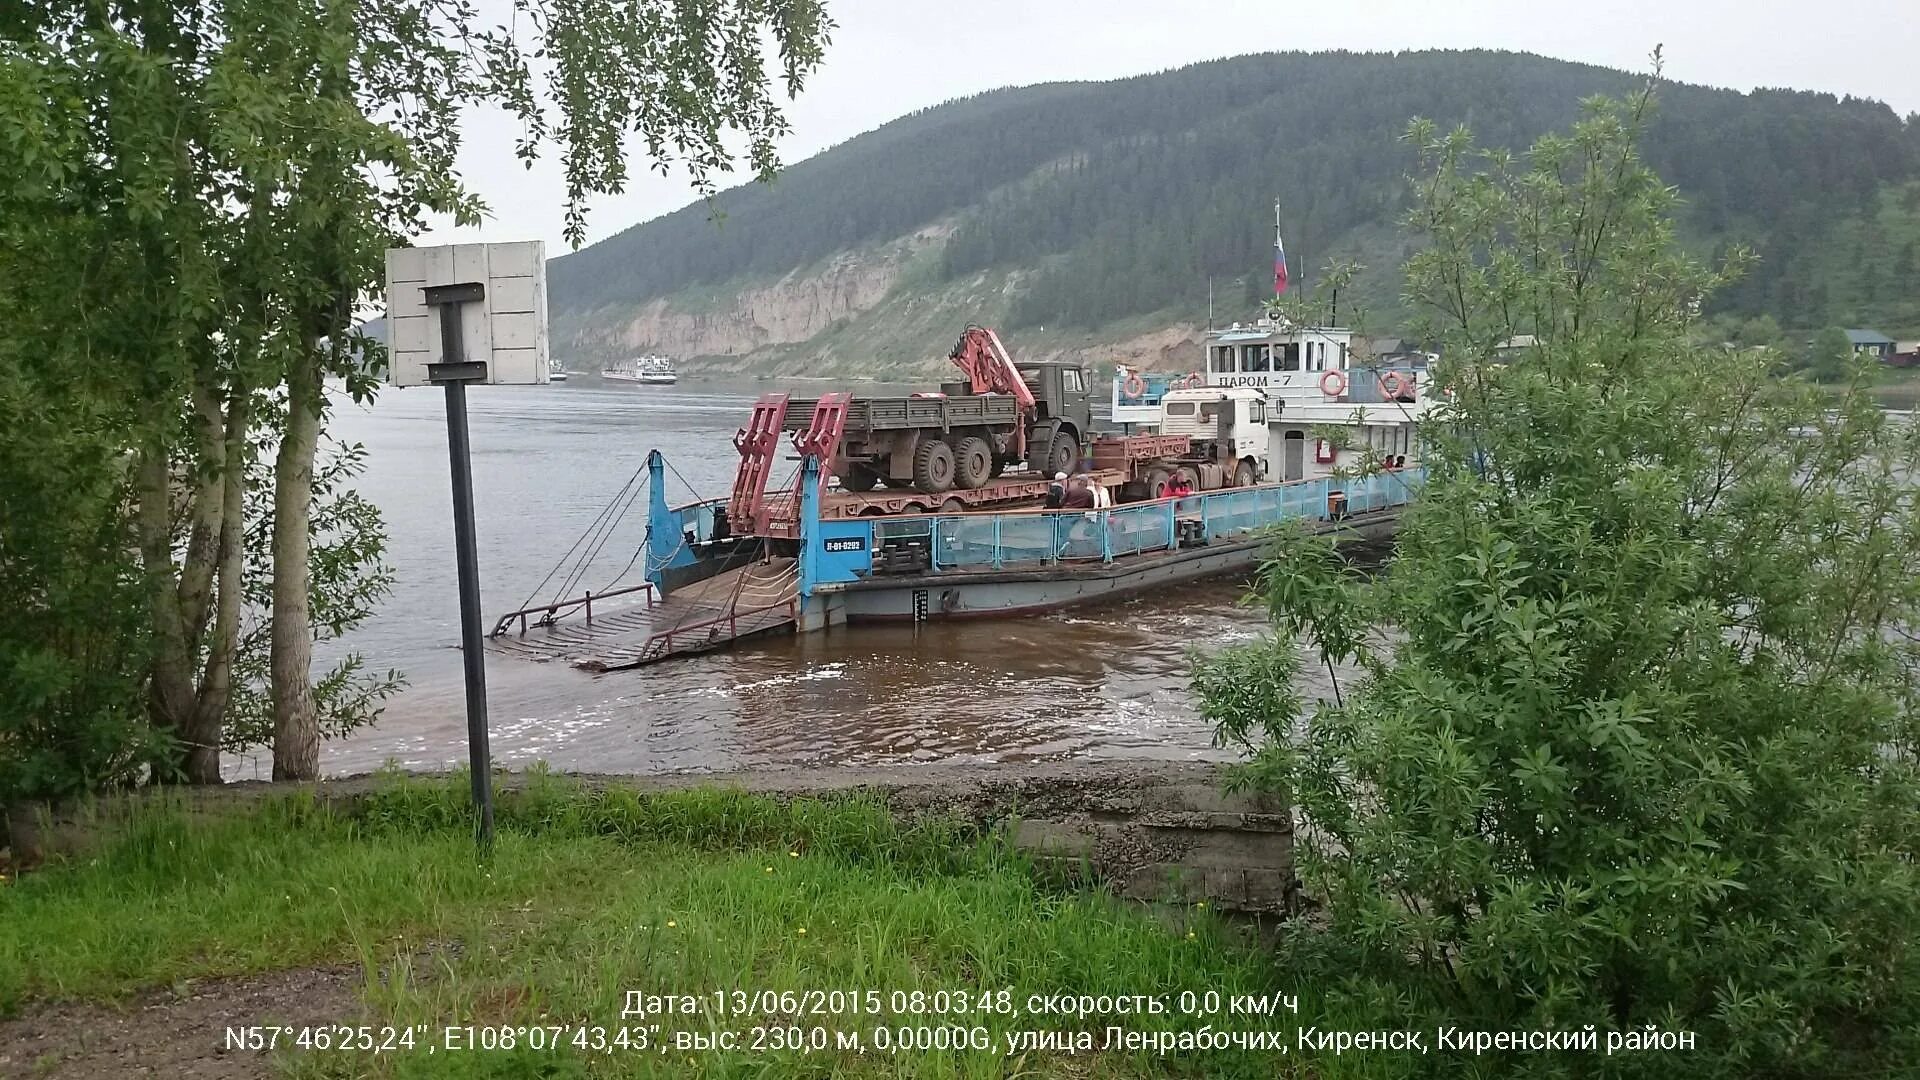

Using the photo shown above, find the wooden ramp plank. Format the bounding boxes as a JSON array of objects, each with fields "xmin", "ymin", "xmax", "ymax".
[
  {"xmin": 485, "ymin": 558, "xmax": 797, "ymax": 669},
  {"xmin": 576, "ymin": 603, "xmax": 798, "ymax": 672},
  {"xmin": 576, "ymin": 560, "xmax": 800, "ymax": 671}
]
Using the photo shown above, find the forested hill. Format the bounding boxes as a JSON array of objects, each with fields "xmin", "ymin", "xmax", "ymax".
[{"xmin": 547, "ymin": 50, "xmax": 1920, "ymax": 374}]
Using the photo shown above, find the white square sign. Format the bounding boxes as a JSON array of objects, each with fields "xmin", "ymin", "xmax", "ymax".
[{"xmin": 384, "ymin": 241, "xmax": 549, "ymax": 386}]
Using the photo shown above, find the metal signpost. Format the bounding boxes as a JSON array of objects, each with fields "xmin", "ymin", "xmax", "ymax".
[
  {"xmin": 385, "ymin": 242, "xmax": 549, "ymax": 853},
  {"xmin": 424, "ymin": 282, "xmax": 495, "ymax": 849}
]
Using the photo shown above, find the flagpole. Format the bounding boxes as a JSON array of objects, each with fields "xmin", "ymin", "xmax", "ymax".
[
  {"xmin": 1274, "ymin": 199, "xmax": 1293, "ymax": 299},
  {"xmin": 1271, "ymin": 199, "xmax": 1287, "ymax": 308}
]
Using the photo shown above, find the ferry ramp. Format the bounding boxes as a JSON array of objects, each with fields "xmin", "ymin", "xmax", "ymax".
[{"xmin": 487, "ymin": 558, "xmax": 798, "ymax": 671}]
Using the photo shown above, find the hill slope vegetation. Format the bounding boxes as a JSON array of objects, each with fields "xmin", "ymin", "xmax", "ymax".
[{"xmin": 546, "ymin": 50, "xmax": 1920, "ymax": 374}]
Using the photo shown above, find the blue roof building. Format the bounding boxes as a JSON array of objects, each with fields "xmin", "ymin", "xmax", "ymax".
[{"xmin": 1844, "ymin": 329, "xmax": 1896, "ymax": 357}]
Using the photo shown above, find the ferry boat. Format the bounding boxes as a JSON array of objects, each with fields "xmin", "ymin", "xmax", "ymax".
[
  {"xmin": 548, "ymin": 359, "xmax": 568, "ymax": 381},
  {"xmin": 602, "ymin": 355, "xmax": 678, "ymax": 384},
  {"xmin": 1116, "ymin": 318, "xmax": 1433, "ymax": 476},
  {"xmin": 486, "ymin": 316, "xmax": 1431, "ymax": 670},
  {"xmin": 1199, "ymin": 318, "xmax": 1430, "ymax": 475}
]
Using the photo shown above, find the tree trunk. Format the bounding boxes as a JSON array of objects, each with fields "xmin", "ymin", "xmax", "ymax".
[
  {"xmin": 135, "ymin": 447, "xmax": 200, "ymax": 770},
  {"xmin": 186, "ymin": 386, "xmax": 251, "ymax": 784},
  {"xmin": 271, "ymin": 349, "xmax": 323, "ymax": 780},
  {"xmin": 137, "ymin": 379, "xmax": 235, "ymax": 784},
  {"xmin": 5, "ymin": 799, "xmax": 45, "ymax": 871},
  {"xmin": 178, "ymin": 384, "xmax": 227, "ymax": 644}
]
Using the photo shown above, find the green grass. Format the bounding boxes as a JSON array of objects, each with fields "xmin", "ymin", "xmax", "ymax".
[{"xmin": 0, "ymin": 772, "xmax": 1391, "ymax": 1078}]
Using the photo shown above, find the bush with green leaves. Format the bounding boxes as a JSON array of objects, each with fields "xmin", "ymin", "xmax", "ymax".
[
  {"xmin": 1805, "ymin": 325, "xmax": 1859, "ymax": 384},
  {"xmin": 1196, "ymin": 79, "xmax": 1920, "ymax": 1077}
]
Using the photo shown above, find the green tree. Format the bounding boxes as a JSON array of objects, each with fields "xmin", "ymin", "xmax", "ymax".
[
  {"xmin": 0, "ymin": 298, "xmax": 158, "ymax": 861},
  {"xmin": 1808, "ymin": 325, "xmax": 1857, "ymax": 383},
  {"xmin": 1197, "ymin": 80, "xmax": 1920, "ymax": 1076},
  {"xmin": 1, "ymin": 0, "xmax": 832, "ymax": 793},
  {"xmin": 227, "ymin": 0, "xmax": 831, "ymax": 779},
  {"xmin": 0, "ymin": 15, "xmax": 234, "ymax": 792},
  {"xmin": 1734, "ymin": 312, "xmax": 1781, "ymax": 348}
]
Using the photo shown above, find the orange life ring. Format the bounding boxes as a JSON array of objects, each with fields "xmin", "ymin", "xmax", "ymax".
[
  {"xmin": 1318, "ymin": 370, "xmax": 1347, "ymax": 396},
  {"xmin": 1122, "ymin": 372, "xmax": 1147, "ymax": 398},
  {"xmin": 1184, "ymin": 371, "xmax": 1204, "ymax": 390},
  {"xmin": 1380, "ymin": 371, "xmax": 1411, "ymax": 398}
]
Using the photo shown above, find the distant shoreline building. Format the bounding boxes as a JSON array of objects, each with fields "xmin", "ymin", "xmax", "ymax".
[{"xmin": 1844, "ymin": 329, "xmax": 1896, "ymax": 360}]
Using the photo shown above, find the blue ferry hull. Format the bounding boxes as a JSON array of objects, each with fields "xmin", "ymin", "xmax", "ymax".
[{"xmin": 819, "ymin": 507, "xmax": 1401, "ymax": 623}]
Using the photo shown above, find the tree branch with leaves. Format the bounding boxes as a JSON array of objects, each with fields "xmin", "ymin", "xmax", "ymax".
[{"xmin": 1197, "ymin": 68, "xmax": 1920, "ymax": 1076}]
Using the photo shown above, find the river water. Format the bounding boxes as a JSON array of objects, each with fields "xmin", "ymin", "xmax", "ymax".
[{"xmin": 245, "ymin": 378, "xmax": 1300, "ymax": 780}]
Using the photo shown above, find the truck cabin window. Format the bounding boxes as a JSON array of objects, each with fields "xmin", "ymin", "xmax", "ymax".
[
  {"xmin": 1063, "ymin": 369, "xmax": 1085, "ymax": 393},
  {"xmin": 1165, "ymin": 401, "xmax": 1197, "ymax": 416}
]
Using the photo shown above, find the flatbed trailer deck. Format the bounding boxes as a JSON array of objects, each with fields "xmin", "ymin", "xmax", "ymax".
[
  {"xmin": 783, "ymin": 394, "xmax": 1021, "ymax": 433},
  {"xmin": 753, "ymin": 468, "xmax": 1130, "ymax": 537},
  {"xmin": 818, "ymin": 469, "xmax": 1127, "ymax": 518},
  {"xmin": 1089, "ymin": 433, "xmax": 1194, "ymax": 471}
]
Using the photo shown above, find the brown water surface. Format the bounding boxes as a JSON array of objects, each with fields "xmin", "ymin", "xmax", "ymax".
[{"xmin": 253, "ymin": 378, "xmax": 1309, "ymax": 780}]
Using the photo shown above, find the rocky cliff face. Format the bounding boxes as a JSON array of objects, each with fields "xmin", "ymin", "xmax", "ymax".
[
  {"xmin": 555, "ymin": 227, "xmax": 949, "ymax": 367},
  {"xmin": 550, "ymin": 221, "xmax": 1208, "ymax": 379},
  {"xmin": 1032, "ymin": 324, "xmax": 1203, "ymax": 378}
]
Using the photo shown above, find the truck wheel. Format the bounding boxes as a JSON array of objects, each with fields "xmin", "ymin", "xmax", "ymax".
[
  {"xmin": 953, "ymin": 436, "xmax": 993, "ymax": 489},
  {"xmin": 1042, "ymin": 433, "xmax": 1077, "ymax": 477},
  {"xmin": 1144, "ymin": 466, "xmax": 1172, "ymax": 499},
  {"xmin": 939, "ymin": 497, "xmax": 966, "ymax": 514},
  {"xmin": 1233, "ymin": 459, "xmax": 1257, "ymax": 488},
  {"xmin": 912, "ymin": 439, "xmax": 956, "ymax": 493},
  {"xmin": 842, "ymin": 465, "xmax": 879, "ymax": 492}
]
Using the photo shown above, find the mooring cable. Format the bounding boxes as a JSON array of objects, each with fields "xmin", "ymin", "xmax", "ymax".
[
  {"xmin": 551, "ymin": 472, "xmax": 650, "ymax": 604},
  {"xmin": 511, "ymin": 459, "xmax": 647, "ymax": 614},
  {"xmin": 592, "ymin": 453, "xmax": 727, "ymax": 598},
  {"xmin": 543, "ymin": 473, "xmax": 642, "ymax": 605}
]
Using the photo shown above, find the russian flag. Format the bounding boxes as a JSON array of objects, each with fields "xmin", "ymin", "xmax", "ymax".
[{"xmin": 1273, "ymin": 235, "xmax": 1289, "ymax": 296}]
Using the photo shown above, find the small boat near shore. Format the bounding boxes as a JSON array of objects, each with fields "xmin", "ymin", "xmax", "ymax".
[
  {"xmin": 602, "ymin": 355, "xmax": 678, "ymax": 384},
  {"xmin": 548, "ymin": 359, "xmax": 568, "ymax": 381}
]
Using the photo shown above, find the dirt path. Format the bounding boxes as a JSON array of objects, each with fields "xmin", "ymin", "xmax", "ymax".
[{"xmin": 0, "ymin": 967, "xmax": 361, "ymax": 1079}]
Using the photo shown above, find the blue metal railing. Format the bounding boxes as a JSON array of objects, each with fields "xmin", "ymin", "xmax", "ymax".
[{"xmin": 858, "ymin": 468, "xmax": 1425, "ymax": 574}]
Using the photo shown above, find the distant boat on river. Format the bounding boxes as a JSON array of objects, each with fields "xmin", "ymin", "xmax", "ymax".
[{"xmin": 602, "ymin": 355, "xmax": 677, "ymax": 384}]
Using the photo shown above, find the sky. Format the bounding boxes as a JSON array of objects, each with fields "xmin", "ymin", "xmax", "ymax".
[{"xmin": 426, "ymin": 0, "xmax": 1920, "ymax": 255}]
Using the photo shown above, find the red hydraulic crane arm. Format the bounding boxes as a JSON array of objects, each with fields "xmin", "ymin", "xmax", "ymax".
[
  {"xmin": 949, "ymin": 324, "xmax": 1037, "ymax": 462},
  {"xmin": 949, "ymin": 325, "xmax": 1035, "ymax": 411}
]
